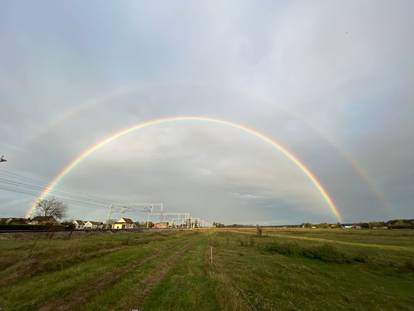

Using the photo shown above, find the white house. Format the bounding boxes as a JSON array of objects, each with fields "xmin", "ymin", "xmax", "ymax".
[
  {"xmin": 112, "ymin": 218, "xmax": 135, "ymax": 230},
  {"xmin": 72, "ymin": 220, "xmax": 85, "ymax": 230},
  {"xmin": 84, "ymin": 221, "xmax": 103, "ymax": 230}
]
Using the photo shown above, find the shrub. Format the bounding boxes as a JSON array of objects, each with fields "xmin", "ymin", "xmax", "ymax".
[
  {"xmin": 301, "ymin": 244, "xmax": 350, "ymax": 263},
  {"xmin": 402, "ymin": 259, "xmax": 414, "ymax": 272},
  {"xmin": 0, "ymin": 224, "xmax": 49, "ymax": 231},
  {"xmin": 261, "ymin": 242, "xmax": 299, "ymax": 256},
  {"xmin": 262, "ymin": 241, "xmax": 367, "ymax": 264}
]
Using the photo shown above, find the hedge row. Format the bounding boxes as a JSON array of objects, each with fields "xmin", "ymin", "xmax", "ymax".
[{"xmin": 0, "ymin": 224, "xmax": 70, "ymax": 231}]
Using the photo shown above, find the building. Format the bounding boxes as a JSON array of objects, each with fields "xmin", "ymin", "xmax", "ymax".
[
  {"xmin": 154, "ymin": 222, "xmax": 169, "ymax": 229},
  {"xmin": 84, "ymin": 221, "xmax": 103, "ymax": 230},
  {"xmin": 112, "ymin": 218, "xmax": 135, "ymax": 230},
  {"xmin": 30, "ymin": 216, "xmax": 57, "ymax": 225},
  {"xmin": 72, "ymin": 220, "xmax": 85, "ymax": 230}
]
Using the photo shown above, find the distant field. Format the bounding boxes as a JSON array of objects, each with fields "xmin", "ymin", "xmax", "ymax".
[{"xmin": 0, "ymin": 229, "xmax": 413, "ymax": 310}]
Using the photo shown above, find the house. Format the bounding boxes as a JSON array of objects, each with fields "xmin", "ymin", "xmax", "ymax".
[
  {"xmin": 30, "ymin": 216, "xmax": 57, "ymax": 225},
  {"xmin": 84, "ymin": 221, "xmax": 103, "ymax": 230},
  {"xmin": 112, "ymin": 218, "xmax": 135, "ymax": 230},
  {"xmin": 154, "ymin": 222, "xmax": 169, "ymax": 229},
  {"xmin": 72, "ymin": 220, "xmax": 85, "ymax": 230}
]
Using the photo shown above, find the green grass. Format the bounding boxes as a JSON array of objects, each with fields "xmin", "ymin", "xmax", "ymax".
[
  {"xmin": 264, "ymin": 228, "xmax": 414, "ymax": 249},
  {"xmin": 0, "ymin": 229, "xmax": 413, "ymax": 310},
  {"xmin": 142, "ymin": 232, "xmax": 219, "ymax": 311}
]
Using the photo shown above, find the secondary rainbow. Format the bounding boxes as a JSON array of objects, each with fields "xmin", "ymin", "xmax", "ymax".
[{"xmin": 27, "ymin": 116, "xmax": 343, "ymax": 222}]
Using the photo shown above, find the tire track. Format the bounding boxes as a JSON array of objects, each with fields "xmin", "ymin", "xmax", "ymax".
[
  {"xmin": 208, "ymin": 235, "xmax": 256, "ymax": 311},
  {"xmin": 0, "ymin": 246, "xmax": 126, "ymax": 288},
  {"xmin": 0, "ymin": 235, "xmax": 169, "ymax": 288},
  {"xmin": 38, "ymin": 237, "xmax": 191, "ymax": 311},
  {"xmin": 119, "ymin": 237, "xmax": 198, "ymax": 310}
]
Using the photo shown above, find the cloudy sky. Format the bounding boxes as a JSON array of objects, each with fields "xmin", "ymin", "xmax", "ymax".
[{"xmin": 0, "ymin": 0, "xmax": 413, "ymax": 224}]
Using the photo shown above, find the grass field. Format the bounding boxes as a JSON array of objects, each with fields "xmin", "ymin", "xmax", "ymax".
[{"xmin": 0, "ymin": 229, "xmax": 413, "ymax": 310}]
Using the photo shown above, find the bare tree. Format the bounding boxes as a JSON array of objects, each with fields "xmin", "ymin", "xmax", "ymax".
[
  {"xmin": 35, "ymin": 197, "xmax": 67, "ymax": 220},
  {"xmin": 256, "ymin": 224, "xmax": 262, "ymax": 237}
]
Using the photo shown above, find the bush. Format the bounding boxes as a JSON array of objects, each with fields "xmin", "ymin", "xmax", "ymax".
[
  {"xmin": 261, "ymin": 242, "xmax": 299, "ymax": 256},
  {"xmin": 402, "ymin": 259, "xmax": 414, "ymax": 272},
  {"xmin": 262, "ymin": 241, "xmax": 367, "ymax": 264},
  {"xmin": 61, "ymin": 222, "xmax": 76, "ymax": 230},
  {"xmin": 0, "ymin": 224, "xmax": 75, "ymax": 231},
  {"xmin": 0, "ymin": 224, "xmax": 50, "ymax": 231},
  {"xmin": 301, "ymin": 244, "xmax": 350, "ymax": 263}
]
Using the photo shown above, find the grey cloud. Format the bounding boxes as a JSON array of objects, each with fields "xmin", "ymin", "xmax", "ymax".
[{"xmin": 0, "ymin": 1, "xmax": 413, "ymax": 223}]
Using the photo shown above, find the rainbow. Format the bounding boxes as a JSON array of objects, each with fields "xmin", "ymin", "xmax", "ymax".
[{"xmin": 27, "ymin": 116, "xmax": 343, "ymax": 222}]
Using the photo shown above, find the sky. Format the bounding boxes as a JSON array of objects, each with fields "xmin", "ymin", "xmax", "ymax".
[{"xmin": 0, "ymin": 0, "xmax": 413, "ymax": 224}]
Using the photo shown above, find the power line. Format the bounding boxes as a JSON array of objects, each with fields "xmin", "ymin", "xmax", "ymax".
[
  {"xmin": 0, "ymin": 170, "xmax": 122, "ymax": 210},
  {"xmin": 0, "ymin": 169, "xmax": 110, "ymax": 204},
  {"xmin": 0, "ymin": 184, "xmax": 108, "ymax": 209},
  {"xmin": 0, "ymin": 168, "xmax": 133, "ymax": 207},
  {"xmin": 0, "ymin": 172, "xmax": 150, "ymax": 208},
  {"xmin": 0, "ymin": 168, "xmax": 141, "ymax": 206},
  {"xmin": 0, "ymin": 177, "xmax": 109, "ymax": 207}
]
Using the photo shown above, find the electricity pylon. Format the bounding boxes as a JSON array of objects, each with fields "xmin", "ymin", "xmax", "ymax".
[{"xmin": 107, "ymin": 203, "xmax": 163, "ymax": 228}]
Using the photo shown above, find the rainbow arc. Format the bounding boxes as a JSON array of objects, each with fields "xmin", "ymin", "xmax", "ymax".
[{"xmin": 27, "ymin": 116, "xmax": 343, "ymax": 222}]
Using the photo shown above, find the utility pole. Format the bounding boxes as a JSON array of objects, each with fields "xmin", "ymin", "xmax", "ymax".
[
  {"xmin": 107, "ymin": 203, "xmax": 163, "ymax": 229},
  {"xmin": 106, "ymin": 204, "xmax": 114, "ymax": 225},
  {"xmin": 144, "ymin": 205, "xmax": 154, "ymax": 228}
]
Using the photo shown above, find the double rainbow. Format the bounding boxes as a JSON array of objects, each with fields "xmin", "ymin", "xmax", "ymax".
[{"xmin": 27, "ymin": 116, "xmax": 343, "ymax": 222}]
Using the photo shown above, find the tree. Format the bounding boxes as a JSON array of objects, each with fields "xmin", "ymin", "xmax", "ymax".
[
  {"xmin": 35, "ymin": 197, "xmax": 67, "ymax": 220},
  {"xmin": 256, "ymin": 225, "xmax": 262, "ymax": 237}
]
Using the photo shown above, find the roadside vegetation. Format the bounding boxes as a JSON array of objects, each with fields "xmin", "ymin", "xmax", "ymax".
[{"xmin": 0, "ymin": 229, "xmax": 413, "ymax": 310}]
